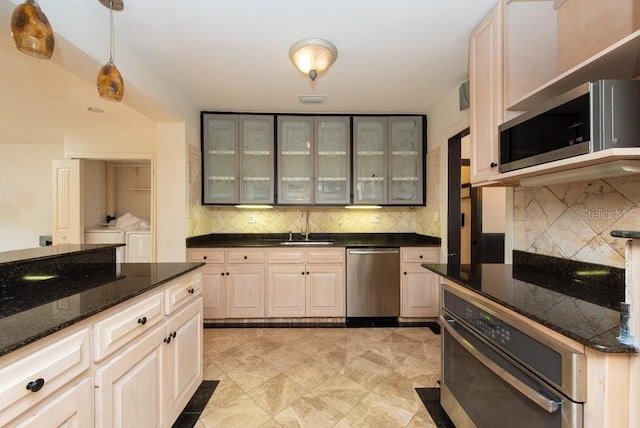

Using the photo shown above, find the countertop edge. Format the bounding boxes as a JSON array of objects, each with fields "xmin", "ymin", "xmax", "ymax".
[{"xmin": 0, "ymin": 263, "xmax": 204, "ymax": 358}]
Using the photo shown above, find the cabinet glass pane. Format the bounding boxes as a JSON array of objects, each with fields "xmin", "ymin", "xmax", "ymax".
[
  {"xmin": 390, "ymin": 118, "xmax": 422, "ymax": 204},
  {"xmin": 316, "ymin": 119, "xmax": 349, "ymax": 203},
  {"xmin": 240, "ymin": 118, "xmax": 273, "ymax": 203},
  {"xmin": 355, "ymin": 120, "xmax": 386, "ymax": 203},
  {"xmin": 279, "ymin": 119, "xmax": 312, "ymax": 203},
  {"xmin": 205, "ymin": 117, "xmax": 237, "ymax": 202}
]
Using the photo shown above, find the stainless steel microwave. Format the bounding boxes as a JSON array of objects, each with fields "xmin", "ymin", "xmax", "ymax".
[{"xmin": 499, "ymin": 79, "xmax": 640, "ymax": 173}]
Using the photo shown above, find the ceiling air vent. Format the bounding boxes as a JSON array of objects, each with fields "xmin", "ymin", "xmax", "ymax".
[{"xmin": 299, "ymin": 95, "xmax": 326, "ymax": 104}]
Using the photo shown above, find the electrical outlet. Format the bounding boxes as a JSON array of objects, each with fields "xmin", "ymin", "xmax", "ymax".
[
  {"xmin": 370, "ymin": 214, "xmax": 380, "ymax": 223},
  {"xmin": 248, "ymin": 214, "xmax": 258, "ymax": 224}
]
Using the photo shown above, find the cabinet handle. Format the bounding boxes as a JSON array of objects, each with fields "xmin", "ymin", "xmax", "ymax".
[
  {"xmin": 26, "ymin": 378, "xmax": 45, "ymax": 392},
  {"xmin": 164, "ymin": 336, "xmax": 171, "ymax": 344},
  {"xmin": 137, "ymin": 316, "xmax": 147, "ymax": 325},
  {"xmin": 172, "ymin": 331, "xmax": 177, "ymax": 338},
  {"xmin": 187, "ymin": 287, "xmax": 195, "ymax": 294},
  {"xmin": 490, "ymin": 162, "xmax": 497, "ymax": 168}
]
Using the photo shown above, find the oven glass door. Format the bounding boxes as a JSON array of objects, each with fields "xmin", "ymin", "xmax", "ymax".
[{"xmin": 442, "ymin": 316, "xmax": 582, "ymax": 428}]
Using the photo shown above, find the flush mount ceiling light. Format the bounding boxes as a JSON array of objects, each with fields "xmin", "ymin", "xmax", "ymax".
[
  {"xmin": 289, "ymin": 38, "xmax": 338, "ymax": 82},
  {"xmin": 10, "ymin": 0, "xmax": 55, "ymax": 59},
  {"xmin": 97, "ymin": 0, "xmax": 125, "ymax": 102}
]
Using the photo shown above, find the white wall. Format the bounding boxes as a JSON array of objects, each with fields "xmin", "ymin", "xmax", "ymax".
[
  {"xmin": 0, "ymin": 143, "xmax": 63, "ymax": 250},
  {"xmin": 424, "ymin": 81, "xmax": 470, "ymax": 257}
]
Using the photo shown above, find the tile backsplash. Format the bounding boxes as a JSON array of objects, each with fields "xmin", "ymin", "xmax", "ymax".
[
  {"xmin": 514, "ymin": 175, "xmax": 640, "ymax": 268},
  {"xmin": 187, "ymin": 145, "xmax": 442, "ymax": 238}
]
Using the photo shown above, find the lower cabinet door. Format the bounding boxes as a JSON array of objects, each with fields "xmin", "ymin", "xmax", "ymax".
[
  {"xmin": 401, "ymin": 265, "xmax": 439, "ymax": 318},
  {"xmin": 306, "ymin": 265, "xmax": 345, "ymax": 317},
  {"xmin": 225, "ymin": 265, "xmax": 265, "ymax": 318},
  {"xmin": 94, "ymin": 325, "xmax": 166, "ymax": 428},
  {"xmin": 267, "ymin": 265, "xmax": 306, "ymax": 317},
  {"xmin": 13, "ymin": 377, "xmax": 92, "ymax": 428},
  {"xmin": 201, "ymin": 265, "xmax": 226, "ymax": 319},
  {"xmin": 165, "ymin": 298, "xmax": 203, "ymax": 425}
]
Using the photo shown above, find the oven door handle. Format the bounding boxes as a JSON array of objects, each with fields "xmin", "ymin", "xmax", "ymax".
[{"xmin": 442, "ymin": 315, "xmax": 562, "ymax": 414}]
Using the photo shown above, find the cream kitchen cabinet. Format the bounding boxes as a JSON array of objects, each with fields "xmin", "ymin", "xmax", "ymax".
[
  {"xmin": 277, "ymin": 116, "xmax": 351, "ymax": 205},
  {"xmin": 94, "ymin": 271, "xmax": 203, "ymax": 428},
  {"xmin": 400, "ymin": 247, "xmax": 440, "ymax": 318},
  {"xmin": 267, "ymin": 247, "xmax": 345, "ymax": 318},
  {"xmin": 0, "ymin": 326, "xmax": 91, "ymax": 427},
  {"xmin": 469, "ymin": 2, "xmax": 503, "ymax": 185},
  {"xmin": 202, "ymin": 113, "xmax": 275, "ymax": 204},
  {"xmin": 353, "ymin": 116, "xmax": 424, "ymax": 205},
  {"xmin": 188, "ymin": 248, "xmax": 265, "ymax": 319}
]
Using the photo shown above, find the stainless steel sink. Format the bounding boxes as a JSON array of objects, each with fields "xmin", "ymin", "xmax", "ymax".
[{"xmin": 279, "ymin": 240, "xmax": 334, "ymax": 246}]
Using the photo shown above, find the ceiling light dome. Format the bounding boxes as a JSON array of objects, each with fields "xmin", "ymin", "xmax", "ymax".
[{"xmin": 289, "ymin": 38, "xmax": 338, "ymax": 82}]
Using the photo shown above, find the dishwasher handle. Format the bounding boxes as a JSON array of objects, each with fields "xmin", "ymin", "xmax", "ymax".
[{"xmin": 347, "ymin": 249, "xmax": 400, "ymax": 255}]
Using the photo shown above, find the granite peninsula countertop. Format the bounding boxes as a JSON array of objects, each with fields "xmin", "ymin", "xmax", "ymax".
[
  {"xmin": 0, "ymin": 245, "xmax": 203, "ymax": 357},
  {"xmin": 186, "ymin": 232, "xmax": 441, "ymax": 248},
  {"xmin": 422, "ymin": 261, "xmax": 634, "ymax": 354}
]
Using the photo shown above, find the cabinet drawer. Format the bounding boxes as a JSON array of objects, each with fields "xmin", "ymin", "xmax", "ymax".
[
  {"xmin": 306, "ymin": 248, "xmax": 345, "ymax": 264},
  {"xmin": 187, "ymin": 249, "xmax": 225, "ymax": 264},
  {"xmin": 165, "ymin": 271, "xmax": 202, "ymax": 315},
  {"xmin": 93, "ymin": 291, "xmax": 164, "ymax": 362},
  {"xmin": 267, "ymin": 248, "xmax": 305, "ymax": 264},
  {"xmin": 401, "ymin": 247, "xmax": 439, "ymax": 263},
  {"xmin": 0, "ymin": 328, "xmax": 90, "ymax": 427},
  {"xmin": 226, "ymin": 249, "xmax": 265, "ymax": 264}
]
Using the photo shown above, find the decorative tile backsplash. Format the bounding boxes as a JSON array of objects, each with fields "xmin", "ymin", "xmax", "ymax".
[
  {"xmin": 187, "ymin": 145, "xmax": 442, "ymax": 237},
  {"xmin": 514, "ymin": 175, "xmax": 640, "ymax": 268}
]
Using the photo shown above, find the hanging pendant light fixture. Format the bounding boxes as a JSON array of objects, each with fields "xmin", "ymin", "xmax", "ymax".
[
  {"xmin": 10, "ymin": 0, "xmax": 55, "ymax": 59},
  {"xmin": 97, "ymin": 0, "xmax": 124, "ymax": 101},
  {"xmin": 289, "ymin": 38, "xmax": 338, "ymax": 82}
]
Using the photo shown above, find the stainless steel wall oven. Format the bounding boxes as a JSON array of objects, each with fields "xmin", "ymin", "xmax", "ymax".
[{"xmin": 440, "ymin": 283, "xmax": 587, "ymax": 428}]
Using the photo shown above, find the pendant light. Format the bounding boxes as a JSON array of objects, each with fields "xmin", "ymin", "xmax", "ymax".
[
  {"xmin": 289, "ymin": 38, "xmax": 338, "ymax": 82},
  {"xmin": 97, "ymin": 0, "xmax": 124, "ymax": 101},
  {"xmin": 10, "ymin": 0, "xmax": 55, "ymax": 59}
]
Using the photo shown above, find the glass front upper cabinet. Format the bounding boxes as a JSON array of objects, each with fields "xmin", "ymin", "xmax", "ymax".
[
  {"xmin": 278, "ymin": 116, "xmax": 350, "ymax": 205},
  {"xmin": 202, "ymin": 113, "xmax": 274, "ymax": 204},
  {"xmin": 353, "ymin": 116, "xmax": 424, "ymax": 205}
]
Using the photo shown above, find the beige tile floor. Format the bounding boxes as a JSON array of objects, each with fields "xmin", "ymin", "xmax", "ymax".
[{"xmin": 198, "ymin": 326, "xmax": 442, "ymax": 428}]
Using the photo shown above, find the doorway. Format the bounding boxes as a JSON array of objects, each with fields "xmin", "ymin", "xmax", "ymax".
[{"xmin": 447, "ymin": 130, "xmax": 505, "ymax": 265}]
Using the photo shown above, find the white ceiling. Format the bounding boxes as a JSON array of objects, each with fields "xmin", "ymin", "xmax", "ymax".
[{"xmin": 1, "ymin": 0, "xmax": 497, "ymax": 144}]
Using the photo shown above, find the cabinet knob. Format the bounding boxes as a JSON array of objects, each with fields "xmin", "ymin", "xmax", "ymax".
[
  {"xmin": 404, "ymin": 272, "xmax": 407, "ymax": 275},
  {"xmin": 187, "ymin": 287, "xmax": 195, "ymax": 294},
  {"xmin": 301, "ymin": 272, "xmax": 305, "ymax": 275},
  {"xmin": 203, "ymin": 256, "xmax": 207, "ymax": 260},
  {"xmin": 419, "ymin": 255, "xmax": 423, "ymax": 259},
  {"xmin": 490, "ymin": 162, "xmax": 497, "ymax": 168},
  {"xmin": 244, "ymin": 255, "xmax": 248, "ymax": 260},
  {"xmin": 26, "ymin": 378, "xmax": 45, "ymax": 392},
  {"xmin": 137, "ymin": 316, "xmax": 147, "ymax": 325},
  {"xmin": 226, "ymin": 272, "xmax": 230, "ymax": 276}
]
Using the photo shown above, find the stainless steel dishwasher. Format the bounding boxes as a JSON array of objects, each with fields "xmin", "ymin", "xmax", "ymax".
[{"xmin": 346, "ymin": 248, "xmax": 400, "ymax": 317}]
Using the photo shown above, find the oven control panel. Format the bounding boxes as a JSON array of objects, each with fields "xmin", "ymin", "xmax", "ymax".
[{"xmin": 465, "ymin": 306, "xmax": 511, "ymax": 345}]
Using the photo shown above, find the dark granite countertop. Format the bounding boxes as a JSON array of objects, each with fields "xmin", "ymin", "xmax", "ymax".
[
  {"xmin": 422, "ymin": 261, "xmax": 634, "ymax": 354},
  {"xmin": 0, "ymin": 262, "xmax": 203, "ymax": 357},
  {"xmin": 186, "ymin": 233, "xmax": 441, "ymax": 248}
]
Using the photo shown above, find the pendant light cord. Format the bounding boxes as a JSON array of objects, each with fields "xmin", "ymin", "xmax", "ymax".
[{"xmin": 109, "ymin": 0, "xmax": 115, "ymax": 62}]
